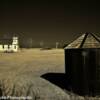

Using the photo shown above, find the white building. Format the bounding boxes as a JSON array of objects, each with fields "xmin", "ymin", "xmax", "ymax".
[{"xmin": 0, "ymin": 37, "xmax": 19, "ymax": 52}]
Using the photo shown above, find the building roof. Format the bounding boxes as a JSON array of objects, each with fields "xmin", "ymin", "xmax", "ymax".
[
  {"xmin": 0, "ymin": 39, "xmax": 12, "ymax": 45},
  {"xmin": 65, "ymin": 33, "xmax": 100, "ymax": 49}
]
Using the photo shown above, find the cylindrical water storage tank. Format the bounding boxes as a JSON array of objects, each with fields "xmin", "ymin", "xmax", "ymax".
[
  {"xmin": 65, "ymin": 48, "xmax": 100, "ymax": 95},
  {"xmin": 65, "ymin": 33, "xmax": 100, "ymax": 96}
]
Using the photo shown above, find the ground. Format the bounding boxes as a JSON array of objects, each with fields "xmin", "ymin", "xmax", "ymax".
[{"xmin": 0, "ymin": 49, "xmax": 99, "ymax": 100}]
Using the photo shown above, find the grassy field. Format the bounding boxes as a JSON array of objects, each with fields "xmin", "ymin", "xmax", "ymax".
[{"xmin": 0, "ymin": 49, "xmax": 100, "ymax": 100}]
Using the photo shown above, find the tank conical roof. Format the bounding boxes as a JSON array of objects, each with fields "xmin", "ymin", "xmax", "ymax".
[{"xmin": 65, "ymin": 33, "xmax": 100, "ymax": 49}]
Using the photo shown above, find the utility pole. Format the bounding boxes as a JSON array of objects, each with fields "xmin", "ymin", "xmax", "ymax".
[
  {"xmin": 56, "ymin": 42, "xmax": 59, "ymax": 49},
  {"xmin": 40, "ymin": 41, "xmax": 44, "ymax": 48}
]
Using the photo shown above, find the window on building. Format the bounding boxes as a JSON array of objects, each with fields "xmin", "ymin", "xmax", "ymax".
[
  {"xmin": 2, "ymin": 45, "xmax": 4, "ymax": 49},
  {"xmin": 8, "ymin": 45, "xmax": 10, "ymax": 49},
  {"xmin": 14, "ymin": 45, "xmax": 16, "ymax": 49}
]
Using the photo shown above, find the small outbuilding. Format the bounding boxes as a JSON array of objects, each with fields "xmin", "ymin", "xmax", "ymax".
[
  {"xmin": 0, "ymin": 37, "xmax": 19, "ymax": 52},
  {"xmin": 64, "ymin": 33, "xmax": 100, "ymax": 96}
]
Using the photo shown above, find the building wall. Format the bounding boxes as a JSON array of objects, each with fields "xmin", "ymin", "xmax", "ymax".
[
  {"xmin": 4, "ymin": 45, "xmax": 8, "ymax": 51},
  {"xmin": 0, "ymin": 44, "xmax": 19, "ymax": 52},
  {"xmin": 12, "ymin": 45, "xmax": 19, "ymax": 52},
  {"xmin": 0, "ymin": 45, "xmax": 4, "ymax": 51}
]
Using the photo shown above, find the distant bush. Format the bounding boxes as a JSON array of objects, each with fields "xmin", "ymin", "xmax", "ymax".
[{"xmin": 40, "ymin": 47, "xmax": 53, "ymax": 50}]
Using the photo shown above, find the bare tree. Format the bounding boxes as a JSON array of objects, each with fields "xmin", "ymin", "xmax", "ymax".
[{"xmin": 28, "ymin": 38, "xmax": 33, "ymax": 48}]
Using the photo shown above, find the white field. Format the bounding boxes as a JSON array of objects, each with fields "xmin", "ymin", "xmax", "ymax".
[
  {"xmin": 0, "ymin": 49, "xmax": 65, "ymax": 77},
  {"xmin": 0, "ymin": 49, "xmax": 99, "ymax": 100}
]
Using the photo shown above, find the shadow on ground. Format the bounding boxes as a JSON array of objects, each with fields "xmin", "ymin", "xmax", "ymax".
[
  {"xmin": 41, "ymin": 73, "xmax": 96, "ymax": 96},
  {"xmin": 41, "ymin": 73, "xmax": 72, "ymax": 91}
]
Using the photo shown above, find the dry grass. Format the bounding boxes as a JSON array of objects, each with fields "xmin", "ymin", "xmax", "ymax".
[{"xmin": 0, "ymin": 49, "xmax": 99, "ymax": 100}]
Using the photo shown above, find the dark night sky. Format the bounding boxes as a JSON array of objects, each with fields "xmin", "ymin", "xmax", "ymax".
[{"xmin": 0, "ymin": 0, "xmax": 100, "ymax": 46}]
